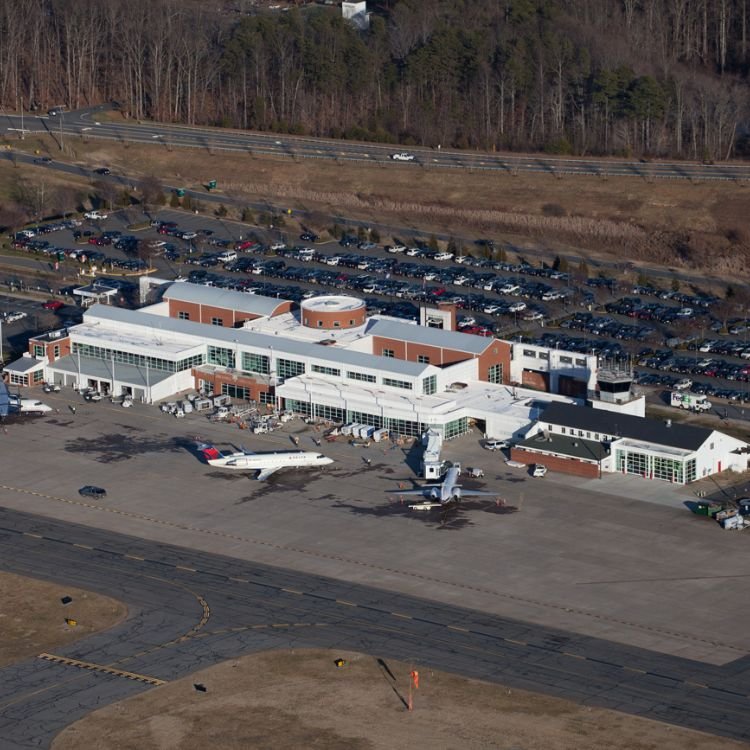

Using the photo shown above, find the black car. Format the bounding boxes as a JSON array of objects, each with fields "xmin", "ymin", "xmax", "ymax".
[
  {"xmin": 94, "ymin": 167, "xmax": 111, "ymax": 175},
  {"xmin": 79, "ymin": 485, "xmax": 107, "ymax": 498},
  {"xmin": 300, "ymin": 232, "xmax": 319, "ymax": 242},
  {"xmin": 34, "ymin": 156, "xmax": 52, "ymax": 164}
]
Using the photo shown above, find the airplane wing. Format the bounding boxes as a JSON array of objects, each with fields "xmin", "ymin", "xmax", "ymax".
[
  {"xmin": 390, "ymin": 489, "xmax": 427, "ymax": 496},
  {"xmin": 256, "ymin": 467, "xmax": 280, "ymax": 481},
  {"xmin": 458, "ymin": 489, "xmax": 500, "ymax": 497}
]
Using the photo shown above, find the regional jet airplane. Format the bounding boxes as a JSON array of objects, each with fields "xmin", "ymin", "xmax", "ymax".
[
  {"xmin": 198, "ymin": 442, "xmax": 333, "ymax": 480},
  {"xmin": 393, "ymin": 465, "xmax": 497, "ymax": 505}
]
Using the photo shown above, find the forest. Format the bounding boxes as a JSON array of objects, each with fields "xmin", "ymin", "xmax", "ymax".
[{"xmin": 1, "ymin": 0, "xmax": 748, "ymax": 160}]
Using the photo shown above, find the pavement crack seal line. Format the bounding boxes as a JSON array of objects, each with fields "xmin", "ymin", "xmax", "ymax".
[{"xmin": 0, "ymin": 482, "xmax": 739, "ymax": 653}]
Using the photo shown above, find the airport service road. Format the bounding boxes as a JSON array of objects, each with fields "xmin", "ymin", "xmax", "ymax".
[{"xmin": 2, "ymin": 508, "xmax": 750, "ymax": 748}]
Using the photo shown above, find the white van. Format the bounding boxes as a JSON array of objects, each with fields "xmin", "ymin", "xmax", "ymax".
[{"xmin": 218, "ymin": 250, "xmax": 238, "ymax": 263}]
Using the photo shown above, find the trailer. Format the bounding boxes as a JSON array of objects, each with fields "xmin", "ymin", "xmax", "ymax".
[{"xmin": 194, "ymin": 398, "xmax": 213, "ymax": 413}]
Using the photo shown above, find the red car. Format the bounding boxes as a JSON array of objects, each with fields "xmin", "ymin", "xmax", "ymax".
[{"xmin": 42, "ymin": 300, "xmax": 64, "ymax": 311}]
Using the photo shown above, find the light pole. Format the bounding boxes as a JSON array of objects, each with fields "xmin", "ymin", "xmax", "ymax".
[
  {"xmin": 20, "ymin": 95, "xmax": 23, "ymax": 140},
  {"xmin": 0, "ymin": 319, "xmax": 4, "ymax": 365},
  {"xmin": 59, "ymin": 111, "xmax": 64, "ymax": 152}
]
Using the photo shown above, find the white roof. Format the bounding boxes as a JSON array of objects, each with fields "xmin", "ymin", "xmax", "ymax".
[
  {"xmin": 83, "ymin": 305, "xmax": 432, "ymax": 378},
  {"xmin": 366, "ymin": 318, "xmax": 492, "ymax": 355},
  {"xmin": 162, "ymin": 282, "xmax": 288, "ymax": 318}
]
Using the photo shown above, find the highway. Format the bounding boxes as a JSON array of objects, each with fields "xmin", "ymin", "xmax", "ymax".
[
  {"xmin": 0, "ymin": 507, "xmax": 749, "ymax": 748},
  {"xmin": 2, "ymin": 104, "xmax": 750, "ymax": 182}
]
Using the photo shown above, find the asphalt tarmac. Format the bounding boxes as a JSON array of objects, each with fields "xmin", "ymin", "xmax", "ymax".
[{"xmin": 1, "ymin": 507, "xmax": 750, "ymax": 749}]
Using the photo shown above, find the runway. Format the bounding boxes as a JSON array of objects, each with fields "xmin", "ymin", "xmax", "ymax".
[
  {"xmin": 3, "ymin": 104, "xmax": 750, "ymax": 182},
  {"xmin": 1, "ymin": 507, "xmax": 749, "ymax": 748}
]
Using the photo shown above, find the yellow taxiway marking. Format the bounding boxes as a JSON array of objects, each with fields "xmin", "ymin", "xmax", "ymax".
[
  {"xmin": 622, "ymin": 666, "xmax": 647, "ymax": 674},
  {"xmin": 229, "ymin": 577, "xmax": 249, "ymax": 583},
  {"xmin": 562, "ymin": 652, "xmax": 586, "ymax": 660},
  {"xmin": 73, "ymin": 543, "xmax": 93, "ymax": 550},
  {"xmin": 124, "ymin": 554, "xmax": 144, "ymax": 561},
  {"xmin": 281, "ymin": 588, "xmax": 303, "ymax": 595},
  {"xmin": 175, "ymin": 565, "xmax": 196, "ymax": 572},
  {"xmin": 504, "ymin": 639, "xmax": 527, "ymax": 646},
  {"xmin": 336, "ymin": 599, "xmax": 357, "ymax": 607},
  {"xmin": 23, "ymin": 532, "xmax": 42, "ymax": 539},
  {"xmin": 38, "ymin": 653, "xmax": 165, "ymax": 686},
  {"xmin": 391, "ymin": 612, "xmax": 412, "ymax": 620},
  {"xmin": 447, "ymin": 625, "xmax": 469, "ymax": 633}
]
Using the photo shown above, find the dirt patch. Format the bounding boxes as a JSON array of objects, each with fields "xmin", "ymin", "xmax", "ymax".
[
  {"xmin": 53, "ymin": 649, "xmax": 745, "ymax": 750},
  {"xmin": 0, "ymin": 571, "xmax": 126, "ymax": 667}
]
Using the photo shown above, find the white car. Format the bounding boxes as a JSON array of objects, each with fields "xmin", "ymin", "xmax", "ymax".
[
  {"xmin": 4, "ymin": 311, "xmax": 27, "ymax": 323},
  {"xmin": 84, "ymin": 211, "xmax": 108, "ymax": 220},
  {"xmin": 391, "ymin": 152, "xmax": 415, "ymax": 161},
  {"xmin": 386, "ymin": 244, "xmax": 406, "ymax": 254},
  {"xmin": 674, "ymin": 378, "xmax": 692, "ymax": 390},
  {"xmin": 433, "ymin": 252, "xmax": 454, "ymax": 261},
  {"xmin": 508, "ymin": 301, "xmax": 527, "ymax": 313},
  {"xmin": 270, "ymin": 242, "xmax": 286, "ymax": 251},
  {"xmin": 532, "ymin": 464, "xmax": 548, "ymax": 478},
  {"xmin": 484, "ymin": 439, "xmax": 509, "ymax": 451}
]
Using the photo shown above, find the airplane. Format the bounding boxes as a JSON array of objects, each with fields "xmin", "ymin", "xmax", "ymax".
[
  {"xmin": 197, "ymin": 442, "xmax": 333, "ymax": 480},
  {"xmin": 0, "ymin": 381, "xmax": 52, "ymax": 418},
  {"xmin": 392, "ymin": 465, "xmax": 498, "ymax": 506}
]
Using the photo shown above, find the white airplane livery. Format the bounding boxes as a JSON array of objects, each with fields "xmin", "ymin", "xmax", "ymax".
[
  {"xmin": 198, "ymin": 442, "xmax": 333, "ymax": 480},
  {"xmin": 393, "ymin": 466, "xmax": 497, "ymax": 505}
]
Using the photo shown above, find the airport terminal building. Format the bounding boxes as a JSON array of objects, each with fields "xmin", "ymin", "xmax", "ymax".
[
  {"xmin": 10, "ymin": 283, "xmax": 593, "ymax": 440},
  {"xmin": 7, "ymin": 282, "xmax": 747, "ymax": 481}
]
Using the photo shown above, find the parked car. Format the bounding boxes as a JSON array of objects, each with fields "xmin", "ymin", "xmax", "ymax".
[
  {"xmin": 94, "ymin": 167, "xmax": 111, "ymax": 175},
  {"xmin": 532, "ymin": 464, "xmax": 548, "ymax": 478},
  {"xmin": 391, "ymin": 152, "xmax": 415, "ymax": 161},
  {"xmin": 84, "ymin": 211, "xmax": 108, "ymax": 220},
  {"xmin": 79, "ymin": 485, "xmax": 107, "ymax": 498},
  {"xmin": 42, "ymin": 300, "xmax": 64, "ymax": 311},
  {"xmin": 42, "ymin": 383, "xmax": 61, "ymax": 393},
  {"xmin": 484, "ymin": 439, "xmax": 509, "ymax": 451}
]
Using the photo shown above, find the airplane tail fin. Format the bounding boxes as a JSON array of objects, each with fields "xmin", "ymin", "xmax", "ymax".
[{"xmin": 197, "ymin": 442, "xmax": 222, "ymax": 461}]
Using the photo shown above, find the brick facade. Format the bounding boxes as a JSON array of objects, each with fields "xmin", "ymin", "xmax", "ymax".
[
  {"xmin": 193, "ymin": 369, "xmax": 273, "ymax": 402},
  {"xmin": 29, "ymin": 335, "xmax": 71, "ymax": 363},
  {"xmin": 168, "ymin": 299, "xmax": 292, "ymax": 327},
  {"xmin": 510, "ymin": 447, "xmax": 600, "ymax": 478}
]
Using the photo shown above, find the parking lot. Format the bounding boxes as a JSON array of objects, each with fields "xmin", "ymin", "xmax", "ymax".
[
  {"xmin": 6, "ymin": 206, "xmax": 750, "ymax": 417},
  {"xmin": 2, "ymin": 390, "xmax": 749, "ymax": 667}
]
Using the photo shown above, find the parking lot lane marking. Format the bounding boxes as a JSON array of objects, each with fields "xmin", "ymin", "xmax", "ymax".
[
  {"xmin": 281, "ymin": 588, "xmax": 303, "ymax": 595},
  {"xmin": 336, "ymin": 599, "xmax": 357, "ymax": 607},
  {"xmin": 175, "ymin": 565, "xmax": 196, "ymax": 572},
  {"xmin": 391, "ymin": 612, "xmax": 412, "ymax": 620},
  {"xmin": 447, "ymin": 625, "xmax": 469, "ymax": 632},
  {"xmin": 38, "ymin": 653, "xmax": 165, "ymax": 686}
]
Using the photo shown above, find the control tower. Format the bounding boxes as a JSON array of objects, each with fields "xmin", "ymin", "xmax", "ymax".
[{"xmin": 590, "ymin": 359, "xmax": 645, "ymax": 417}]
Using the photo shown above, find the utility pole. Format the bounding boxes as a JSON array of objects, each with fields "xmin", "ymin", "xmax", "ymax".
[
  {"xmin": 20, "ymin": 95, "xmax": 23, "ymax": 140},
  {"xmin": 59, "ymin": 111, "xmax": 64, "ymax": 152}
]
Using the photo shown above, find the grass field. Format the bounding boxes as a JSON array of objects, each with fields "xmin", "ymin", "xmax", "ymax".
[
  {"xmin": 52, "ymin": 649, "xmax": 748, "ymax": 750},
  {"xmin": 0, "ymin": 572, "xmax": 126, "ymax": 667}
]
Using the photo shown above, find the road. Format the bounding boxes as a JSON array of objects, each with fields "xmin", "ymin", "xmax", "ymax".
[
  {"xmin": 1, "ymin": 507, "xmax": 749, "ymax": 748},
  {"xmin": 2, "ymin": 104, "xmax": 750, "ymax": 182}
]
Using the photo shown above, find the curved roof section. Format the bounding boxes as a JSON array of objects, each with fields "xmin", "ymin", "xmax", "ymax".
[
  {"xmin": 163, "ymin": 282, "xmax": 289, "ymax": 318},
  {"xmin": 301, "ymin": 295, "xmax": 365, "ymax": 312},
  {"xmin": 366, "ymin": 318, "xmax": 493, "ymax": 355}
]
